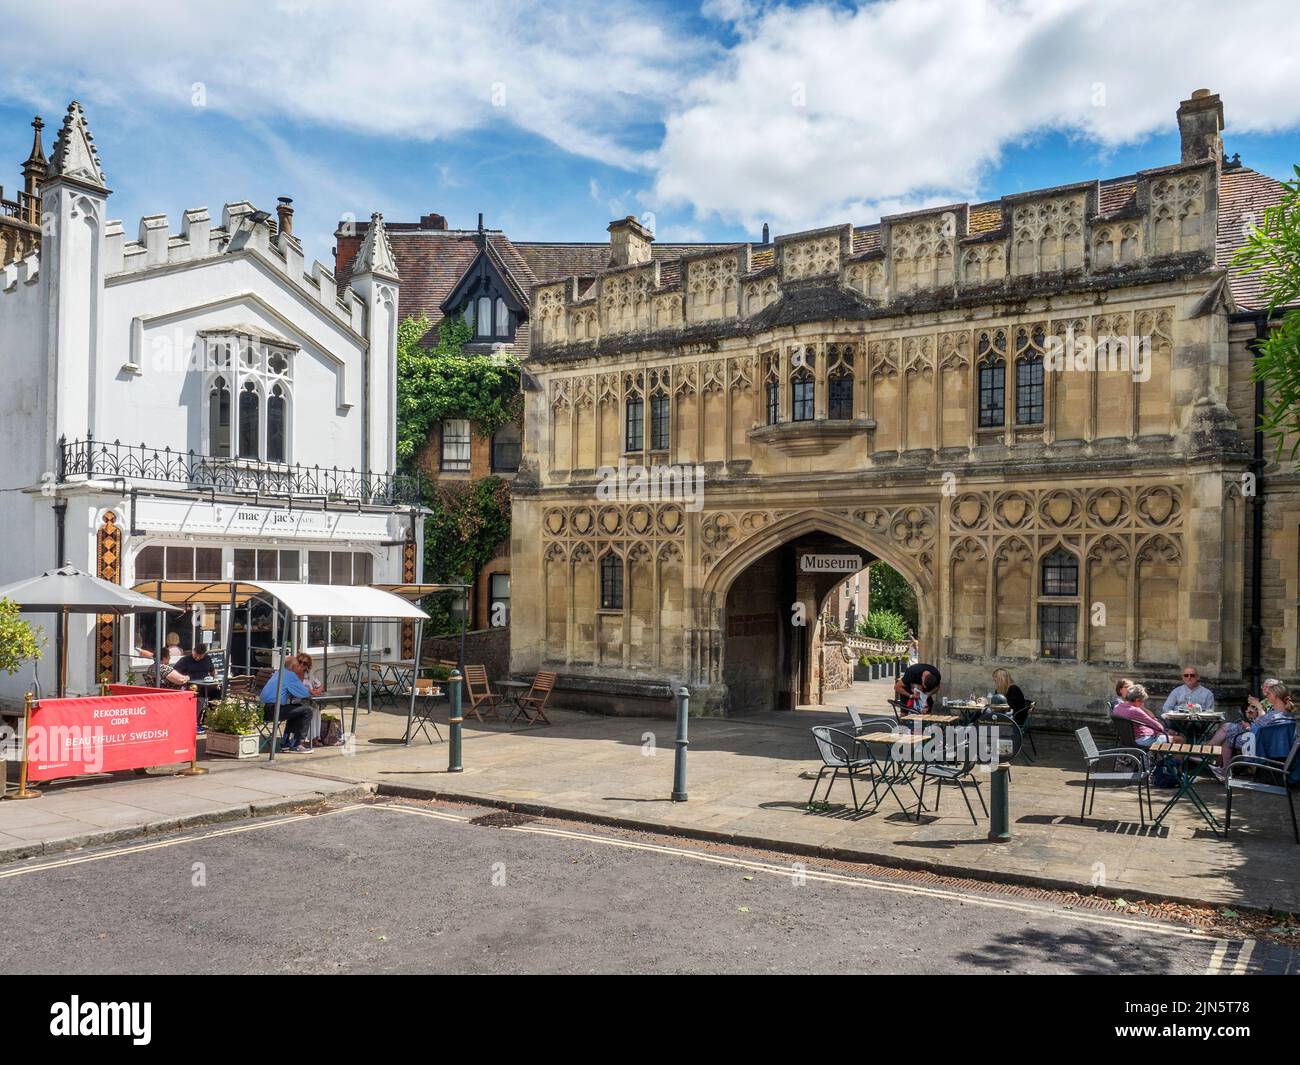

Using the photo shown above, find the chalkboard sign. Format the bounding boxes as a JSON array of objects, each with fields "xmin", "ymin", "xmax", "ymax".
[{"xmin": 206, "ymin": 648, "xmax": 227, "ymax": 679}]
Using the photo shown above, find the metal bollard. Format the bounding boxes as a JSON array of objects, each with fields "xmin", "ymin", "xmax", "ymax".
[
  {"xmin": 447, "ymin": 670, "xmax": 464, "ymax": 773},
  {"xmin": 671, "ymin": 686, "xmax": 690, "ymax": 802},
  {"xmin": 988, "ymin": 764, "xmax": 1010, "ymax": 840}
]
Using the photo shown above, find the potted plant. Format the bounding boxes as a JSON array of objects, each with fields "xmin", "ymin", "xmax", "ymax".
[{"xmin": 204, "ymin": 697, "xmax": 263, "ymax": 759}]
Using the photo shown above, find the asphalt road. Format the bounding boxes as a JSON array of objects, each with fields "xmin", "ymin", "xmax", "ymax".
[{"xmin": 2, "ymin": 801, "xmax": 1295, "ymax": 975}]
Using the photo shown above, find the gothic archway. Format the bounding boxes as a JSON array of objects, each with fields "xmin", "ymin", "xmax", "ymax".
[{"xmin": 697, "ymin": 509, "xmax": 935, "ymax": 712}]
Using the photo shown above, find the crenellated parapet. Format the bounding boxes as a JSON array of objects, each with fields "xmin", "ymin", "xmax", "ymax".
[
  {"xmin": 0, "ymin": 247, "xmax": 39, "ymax": 295},
  {"xmin": 103, "ymin": 200, "xmax": 365, "ymax": 333},
  {"xmin": 530, "ymin": 159, "xmax": 1220, "ymax": 357}
]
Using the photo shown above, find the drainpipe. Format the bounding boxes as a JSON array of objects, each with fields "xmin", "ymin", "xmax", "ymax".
[
  {"xmin": 53, "ymin": 497, "xmax": 67, "ymax": 688},
  {"xmin": 1247, "ymin": 314, "xmax": 1268, "ymax": 695}
]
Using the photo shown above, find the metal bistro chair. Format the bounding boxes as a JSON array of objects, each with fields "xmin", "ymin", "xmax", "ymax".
[
  {"xmin": 1224, "ymin": 723, "xmax": 1299, "ymax": 845},
  {"xmin": 846, "ymin": 706, "xmax": 902, "ymax": 736},
  {"xmin": 919, "ymin": 730, "xmax": 988, "ymax": 825},
  {"xmin": 1012, "ymin": 699, "xmax": 1038, "ymax": 759},
  {"xmin": 809, "ymin": 726, "xmax": 875, "ymax": 812},
  {"xmin": 1074, "ymin": 726, "xmax": 1153, "ymax": 826}
]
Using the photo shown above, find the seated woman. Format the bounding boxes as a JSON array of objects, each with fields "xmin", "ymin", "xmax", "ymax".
[
  {"xmin": 1208, "ymin": 680, "xmax": 1294, "ymax": 782},
  {"xmin": 992, "ymin": 668, "xmax": 1027, "ymax": 713},
  {"xmin": 1112, "ymin": 684, "xmax": 1182, "ymax": 749},
  {"xmin": 294, "ymin": 653, "xmax": 328, "ymax": 748},
  {"xmin": 1109, "ymin": 678, "xmax": 1133, "ymax": 712},
  {"xmin": 148, "ymin": 648, "xmax": 188, "ymax": 688}
]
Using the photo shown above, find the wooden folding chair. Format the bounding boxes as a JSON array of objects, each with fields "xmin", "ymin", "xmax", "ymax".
[
  {"xmin": 512, "ymin": 670, "xmax": 556, "ymax": 726},
  {"xmin": 463, "ymin": 665, "xmax": 504, "ymax": 722}
]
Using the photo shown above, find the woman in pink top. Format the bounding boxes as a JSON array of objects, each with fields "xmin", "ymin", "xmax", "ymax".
[{"xmin": 1113, "ymin": 684, "xmax": 1183, "ymax": 749}]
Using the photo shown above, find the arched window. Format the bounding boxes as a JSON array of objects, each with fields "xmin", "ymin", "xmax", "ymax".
[
  {"xmin": 477, "ymin": 296, "xmax": 492, "ymax": 338},
  {"xmin": 790, "ymin": 347, "xmax": 814, "ymax": 422},
  {"xmin": 763, "ymin": 352, "xmax": 780, "ymax": 425},
  {"xmin": 209, "ymin": 376, "xmax": 231, "ymax": 457},
  {"xmin": 1014, "ymin": 326, "xmax": 1045, "ymax": 425},
  {"xmin": 267, "ymin": 384, "xmax": 287, "ymax": 463},
  {"xmin": 827, "ymin": 344, "xmax": 854, "ymax": 420},
  {"xmin": 977, "ymin": 330, "xmax": 1006, "ymax": 428},
  {"xmin": 625, "ymin": 394, "xmax": 644, "ymax": 452},
  {"xmin": 1039, "ymin": 547, "xmax": 1079, "ymax": 659},
  {"xmin": 600, "ymin": 553, "xmax": 624, "ymax": 610},
  {"xmin": 238, "ymin": 381, "xmax": 260, "ymax": 459},
  {"xmin": 495, "ymin": 297, "xmax": 509, "ymax": 337}
]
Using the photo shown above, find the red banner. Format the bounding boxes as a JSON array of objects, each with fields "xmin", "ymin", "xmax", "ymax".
[{"xmin": 26, "ymin": 690, "xmax": 197, "ymax": 781}]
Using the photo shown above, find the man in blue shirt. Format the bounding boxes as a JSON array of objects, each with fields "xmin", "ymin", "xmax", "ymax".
[
  {"xmin": 1162, "ymin": 666, "xmax": 1216, "ymax": 714},
  {"xmin": 259, "ymin": 656, "xmax": 315, "ymax": 753}
]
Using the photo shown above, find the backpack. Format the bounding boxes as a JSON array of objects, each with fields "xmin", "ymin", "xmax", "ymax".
[{"xmin": 1151, "ymin": 757, "xmax": 1181, "ymax": 788}]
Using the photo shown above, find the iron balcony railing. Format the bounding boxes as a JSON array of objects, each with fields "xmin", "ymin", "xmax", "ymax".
[{"xmin": 58, "ymin": 436, "xmax": 423, "ymax": 507}]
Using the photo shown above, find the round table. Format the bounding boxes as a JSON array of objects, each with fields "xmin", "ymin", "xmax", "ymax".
[{"xmin": 497, "ymin": 680, "xmax": 532, "ymax": 724}]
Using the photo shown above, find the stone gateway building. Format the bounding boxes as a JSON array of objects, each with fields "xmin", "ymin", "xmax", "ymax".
[{"xmin": 511, "ymin": 90, "xmax": 1294, "ymax": 721}]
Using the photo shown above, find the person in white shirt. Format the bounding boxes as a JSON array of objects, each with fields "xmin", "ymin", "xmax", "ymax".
[{"xmin": 1162, "ymin": 666, "xmax": 1215, "ymax": 714}]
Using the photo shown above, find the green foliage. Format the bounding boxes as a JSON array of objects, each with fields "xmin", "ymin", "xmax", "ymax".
[
  {"xmin": 867, "ymin": 562, "xmax": 918, "ymax": 634},
  {"xmin": 0, "ymin": 598, "xmax": 43, "ymax": 677},
  {"xmin": 856, "ymin": 608, "xmax": 910, "ymax": 643},
  {"xmin": 205, "ymin": 698, "xmax": 262, "ymax": 736},
  {"xmin": 395, "ymin": 314, "xmax": 522, "ymax": 465},
  {"xmin": 1235, "ymin": 165, "xmax": 1300, "ymax": 462},
  {"xmin": 421, "ymin": 477, "xmax": 512, "ymax": 635}
]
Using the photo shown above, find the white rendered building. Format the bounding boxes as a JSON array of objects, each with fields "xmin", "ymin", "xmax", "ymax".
[{"xmin": 0, "ymin": 102, "xmax": 422, "ymax": 701}]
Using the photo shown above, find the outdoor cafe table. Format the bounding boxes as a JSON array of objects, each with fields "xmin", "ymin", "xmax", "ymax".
[
  {"xmin": 900, "ymin": 713, "xmax": 960, "ymax": 727},
  {"xmin": 1162, "ymin": 710, "xmax": 1224, "ymax": 744},
  {"xmin": 853, "ymin": 730, "xmax": 929, "ymax": 818},
  {"xmin": 1149, "ymin": 741, "xmax": 1223, "ymax": 834},
  {"xmin": 498, "ymin": 680, "xmax": 532, "ymax": 725},
  {"xmin": 942, "ymin": 701, "xmax": 989, "ymax": 724}
]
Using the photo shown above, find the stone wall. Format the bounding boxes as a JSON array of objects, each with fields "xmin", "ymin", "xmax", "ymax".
[{"xmin": 424, "ymin": 626, "xmax": 510, "ymax": 681}]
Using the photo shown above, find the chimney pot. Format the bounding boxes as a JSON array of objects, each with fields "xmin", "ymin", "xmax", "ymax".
[
  {"xmin": 607, "ymin": 215, "xmax": 654, "ymax": 268},
  {"xmin": 276, "ymin": 196, "xmax": 294, "ymax": 236},
  {"xmin": 761, "ymin": 222, "xmax": 770, "ymax": 244},
  {"xmin": 1176, "ymin": 89, "xmax": 1224, "ymax": 165}
]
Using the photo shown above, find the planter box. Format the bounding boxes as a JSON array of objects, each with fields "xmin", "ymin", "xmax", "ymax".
[{"xmin": 205, "ymin": 730, "xmax": 260, "ymax": 759}]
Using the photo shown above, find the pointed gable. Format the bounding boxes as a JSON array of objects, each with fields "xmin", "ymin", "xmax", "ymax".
[
  {"xmin": 440, "ymin": 242, "xmax": 527, "ymax": 316},
  {"xmin": 352, "ymin": 212, "xmax": 399, "ymax": 280},
  {"xmin": 47, "ymin": 101, "xmax": 107, "ymax": 190}
]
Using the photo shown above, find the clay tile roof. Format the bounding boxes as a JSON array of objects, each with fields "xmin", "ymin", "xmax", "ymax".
[
  {"xmin": 852, "ymin": 228, "xmax": 881, "ymax": 253},
  {"xmin": 1217, "ymin": 165, "xmax": 1289, "ymax": 312},
  {"xmin": 658, "ymin": 261, "xmax": 682, "ymax": 286},
  {"xmin": 1099, "ymin": 180, "xmax": 1138, "ymax": 215},
  {"xmin": 751, "ymin": 248, "xmax": 775, "ymax": 269},
  {"xmin": 967, "ymin": 205, "xmax": 1002, "ymax": 234}
]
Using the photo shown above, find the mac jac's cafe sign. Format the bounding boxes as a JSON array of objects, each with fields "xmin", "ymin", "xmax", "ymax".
[
  {"xmin": 132, "ymin": 496, "xmax": 394, "ymax": 541},
  {"xmin": 23, "ymin": 688, "xmax": 196, "ymax": 781}
]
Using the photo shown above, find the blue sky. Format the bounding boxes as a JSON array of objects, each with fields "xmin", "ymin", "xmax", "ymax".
[{"xmin": 1, "ymin": 0, "xmax": 1298, "ymax": 267}]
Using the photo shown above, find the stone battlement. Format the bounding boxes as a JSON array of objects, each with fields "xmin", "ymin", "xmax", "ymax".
[
  {"xmin": 531, "ymin": 160, "xmax": 1219, "ymax": 353},
  {"xmin": 0, "ymin": 248, "xmax": 39, "ymax": 292},
  {"xmin": 103, "ymin": 201, "xmax": 365, "ymax": 334}
]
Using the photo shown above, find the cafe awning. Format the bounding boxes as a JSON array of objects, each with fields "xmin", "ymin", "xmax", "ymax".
[{"xmin": 130, "ymin": 580, "xmax": 429, "ymax": 619}]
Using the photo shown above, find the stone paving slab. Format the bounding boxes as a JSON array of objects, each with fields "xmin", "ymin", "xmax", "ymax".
[
  {"xmin": 286, "ymin": 700, "xmax": 1300, "ymax": 913},
  {"xmin": 0, "ymin": 763, "xmax": 372, "ymax": 862}
]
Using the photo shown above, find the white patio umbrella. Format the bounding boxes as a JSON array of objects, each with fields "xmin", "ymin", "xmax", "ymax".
[{"xmin": 0, "ymin": 564, "xmax": 178, "ymax": 696}]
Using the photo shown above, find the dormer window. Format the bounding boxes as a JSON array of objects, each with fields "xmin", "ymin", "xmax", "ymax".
[{"xmin": 442, "ymin": 246, "xmax": 523, "ymax": 343}]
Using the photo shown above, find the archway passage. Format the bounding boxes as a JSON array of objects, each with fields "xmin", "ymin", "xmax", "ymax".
[{"xmin": 722, "ymin": 530, "xmax": 910, "ymax": 714}]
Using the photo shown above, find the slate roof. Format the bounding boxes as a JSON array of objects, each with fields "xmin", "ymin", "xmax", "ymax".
[{"xmin": 335, "ymin": 220, "xmax": 734, "ymax": 353}]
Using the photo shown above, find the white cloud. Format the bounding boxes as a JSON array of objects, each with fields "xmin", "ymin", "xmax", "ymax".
[
  {"xmin": 0, "ymin": 0, "xmax": 708, "ymax": 170},
  {"xmin": 651, "ymin": 0, "xmax": 1300, "ymax": 232},
  {"xmin": 5, "ymin": 0, "xmax": 1298, "ymax": 243}
]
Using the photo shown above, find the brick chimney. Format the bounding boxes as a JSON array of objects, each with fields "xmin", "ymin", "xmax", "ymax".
[
  {"xmin": 1176, "ymin": 89, "xmax": 1224, "ymax": 165},
  {"xmin": 420, "ymin": 212, "xmax": 449, "ymax": 230},
  {"xmin": 608, "ymin": 215, "xmax": 653, "ymax": 268},
  {"xmin": 276, "ymin": 196, "xmax": 294, "ymax": 235}
]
